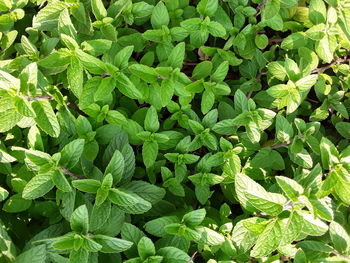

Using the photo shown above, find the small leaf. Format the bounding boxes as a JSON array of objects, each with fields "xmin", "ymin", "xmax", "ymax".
[
  {"xmin": 108, "ymin": 188, "xmax": 152, "ymax": 214},
  {"xmin": 151, "ymin": 1, "xmax": 169, "ymax": 29},
  {"xmin": 93, "ymin": 235, "xmax": 133, "ymax": 253},
  {"xmin": 22, "ymin": 174, "xmax": 54, "ymax": 199},
  {"xmin": 251, "ymin": 219, "xmax": 282, "ymax": 258},
  {"xmin": 3, "ymin": 194, "xmax": 32, "ymax": 213},
  {"xmin": 276, "ymin": 176, "xmax": 304, "ymax": 201},
  {"xmin": 91, "ymin": 0, "xmax": 107, "ymax": 20},
  {"xmin": 197, "ymin": 0, "xmax": 218, "ymax": 17},
  {"xmin": 182, "ymin": 209, "xmax": 206, "ymax": 227},
  {"xmin": 105, "ymin": 150, "xmax": 125, "ymax": 184},
  {"xmin": 52, "ymin": 169, "xmax": 72, "ymax": 192},
  {"xmin": 70, "ymin": 205, "xmax": 89, "ymax": 234},
  {"xmin": 138, "ymin": 237, "xmax": 155, "ymax": 259},
  {"xmin": 329, "ymin": 221, "xmax": 350, "ymax": 253},
  {"xmin": 32, "ymin": 100, "xmax": 60, "ymax": 138},
  {"xmin": 142, "ymin": 140, "xmax": 158, "ymax": 168},
  {"xmin": 59, "ymin": 139, "xmax": 85, "ymax": 170},
  {"xmin": 263, "ymin": 0, "xmax": 280, "ymax": 20},
  {"xmin": 72, "ymin": 179, "xmax": 101, "ymax": 193},
  {"xmin": 144, "ymin": 106, "xmax": 159, "ymax": 132}
]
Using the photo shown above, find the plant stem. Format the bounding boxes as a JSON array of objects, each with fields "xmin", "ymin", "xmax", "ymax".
[
  {"xmin": 270, "ymin": 141, "xmax": 291, "ymax": 149},
  {"xmin": 311, "ymin": 57, "xmax": 350, "ymax": 74},
  {"xmin": 60, "ymin": 167, "xmax": 82, "ymax": 179},
  {"xmin": 269, "ymin": 38, "xmax": 283, "ymax": 44},
  {"xmin": 25, "ymin": 95, "xmax": 53, "ymax": 101}
]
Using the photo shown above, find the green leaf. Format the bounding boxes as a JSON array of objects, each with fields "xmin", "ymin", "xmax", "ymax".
[
  {"xmin": 275, "ymin": 115, "xmax": 294, "ymax": 142},
  {"xmin": 263, "ymin": 0, "xmax": 280, "ymax": 20},
  {"xmin": 105, "ymin": 150, "xmax": 125, "ymax": 184},
  {"xmin": 329, "ymin": 221, "xmax": 350, "ymax": 253},
  {"xmin": 300, "ymin": 211, "xmax": 328, "ymax": 236},
  {"xmin": 94, "ymin": 77, "xmax": 116, "ymax": 102},
  {"xmin": 15, "ymin": 245, "xmax": 47, "ymax": 263},
  {"xmin": 25, "ymin": 149, "xmax": 52, "ymax": 167},
  {"xmin": 96, "ymin": 174, "xmax": 113, "ymax": 206},
  {"xmin": 21, "ymin": 36, "xmax": 38, "ymax": 57},
  {"xmin": 58, "ymin": 10, "xmax": 77, "ymax": 39},
  {"xmin": 201, "ymin": 90, "xmax": 215, "ymax": 114},
  {"xmin": 276, "ymin": 176, "xmax": 304, "ymax": 201},
  {"xmin": 93, "ymin": 235, "xmax": 133, "ymax": 253},
  {"xmin": 144, "ymin": 106, "xmax": 159, "ymax": 132},
  {"xmin": 121, "ymin": 223, "xmax": 145, "ymax": 246},
  {"xmin": 70, "ymin": 205, "xmax": 89, "ymax": 234},
  {"xmin": 129, "ymin": 64, "xmax": 158, "ymax": 83},
  {"xmin": 0, "ymin": 149, "xmax": 16, "ymax": 163},
  {"xmin": 52, "ymin": 169, "xmax": 71, "ymax": 192},
  {"xmin": 211, "ymin": 61, "xmax": 229, "ymax": 83},
  {"xmin": 267, "ymin": 84, "xmax": 289, "ymax": 98},
  {"xmin": 255, "ymin": 34, "xmax": 269, "ymax": 49},
  {"xmin": 69, "ymin": 249, "xmax": 88, "ymax": 263},
  {"xmin": 0, "ymin": 70, "xmax": 20, "ymax": 91},
  {"xmin": 0, "ymin": 109, "xmax": 22, "ymax": 133},
  {"xmin": 315, "ymin": 35, "xmax": 333, "ymax": 63},
  {"xmin": 196, "ymin": 226, "xmax": 225, "ymax": 245},
  {"xmin": 32, "ymin": 100, "xmax": 60, "ymax": 138},
  {"xmin": 217, "ymin": 49, "xmax": 242, "ymax": 66},
  {"xmin": 32, "ymin": 1, "xmax": 71, "ymax": 30},
  {"xmin": 142, "ymin": 140, "xmax": 158, "ymax": 168},
  {"xmin": 295, "ymin": 75, "xmax": 318, "ymax": 92},
  {"xmin": 281, "ymin": 32, "xmax": 307, "ymax": 51},
  {"xmin": 90, "ymin": 201, "xmax": 111, "ymax": 232},
  {"xmin": 280, "ymin": 211, "xmax": 304, "ymax": 245},
  {"xmin": 310, "ymin": 198, "xmax": 334, "ymax": 221},
  {"xmin": 22, "ymin": 174, "xmax": 54, "ymax": 199},
  {"xmin": 82, "ymin": 236, "xmax": 102, "ymax": 252},
  {"xmin": 76, "ymin": 49, "xmax": 106, "ymax": 74},
  {"xmin": 335, "ymin": 122, "xmax": 350, "ymax": 139},
  {"xmin": 3, "ymin": 194, "xmax": 32, "ymax": 213},
  {"xmin": 0, "ymin": 187, "xmax": 9, "ymax": 201},
  {"xmin": 167, "ymin": 42, "xmax": 185, "ymax": 69},
  {"xmin": 151, "ymin": 1, "xmax": 169, "ymax": 29},
  {"xmin": 67, "ymin": 56, "xmax": 84, "ymax": 98},
  {"xmin": 158, "ymin": 247, "xmax": 190, "ymax": 262},
  {"xmin": 138, "ymin": 236, "xmax": 155, "ymax": 259},
  {"xmin": 309, "ymin": 0, "xmax": 326, "ymax": 24},
  {"xmin": 114, "ymin": 46, "xmax": 134, "ymax": 70},
  {"xmin": 234, "ymin": 89, "xmax": 248, "ymax": 113},
  {"xmin": 297, "ymin": 240, "xmax": 333, "ymax": 253},
  {"xmin": 115, "ymin": 73, "xmax": 142, "ymax": 100},
  {"xmin": 108, "ymin": 188, "xmax": 152, "ymax": 214},
  {"xmin": 106, "ymin": 110, "xmax": 127, "ymax": 126},
  {"xmin": 251, "ymin": 148, "xmax": 285, "ymax": 170},
  {"xmin": 267, "ymin": 62, "xmax": 287, "ymax": 81},
  {"xmin": 121, "ymin": 181, "xmax": 165, "ymax": 204},
  {"xmin": 197, "ymin": 0, "xmax": 218, "ymax": 17},
  {"xmin": 14, "ymin": 97, "xmax": 36, "ymax": 117},
  {"xmin": 235, "ymin": 173, "xmax": 264, "ymax": 212},
  {"xmin": 59, "ymin": 139, "xmax": 85, "ymax": 170},
  {"xmin": 208, "ymin": 21, "xmax": 226, "ymax": 37},
  {"xmin": 20, "ymin": 62, "xmax": 38, "ymax": 93},
  {"xmin": 245, "ymin": 190, "xmax": 287, "ymax": 216},
  {"xmin": 320, "ymin": 137, "xmax": 339, "ymax": 170},
  {"xmin": 251, "ymin": 219, "xmax": 282, "ymax": 258},
  {"xmin": 91, "ymin": 0, "xmax": 107, "ymax": 20},
  {"xmin": 182, "ymin": 209, "xmax": 206, "ymax": 227},
  {"xmin": 72, "ymin": 179, "xmax": 101, "ymax": 193},
  {"xmin": 144, "ymin": 216, "xmax": 179, "ymax": 237}
]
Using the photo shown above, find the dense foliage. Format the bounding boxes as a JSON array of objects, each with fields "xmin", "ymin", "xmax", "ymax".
[{"xmin": 1, "ymin": 0, "xmax": 350, "ymax": 262}]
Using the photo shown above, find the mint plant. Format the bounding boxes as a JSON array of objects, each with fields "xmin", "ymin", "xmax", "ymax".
[{"xmin": 1, "ymin": 0, "xmax": 350, "ymax": 262}]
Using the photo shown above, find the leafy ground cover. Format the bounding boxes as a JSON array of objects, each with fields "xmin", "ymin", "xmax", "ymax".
[{"xmin": 1, "ymin": 0, "xmax": 350, "ymax": 262}]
